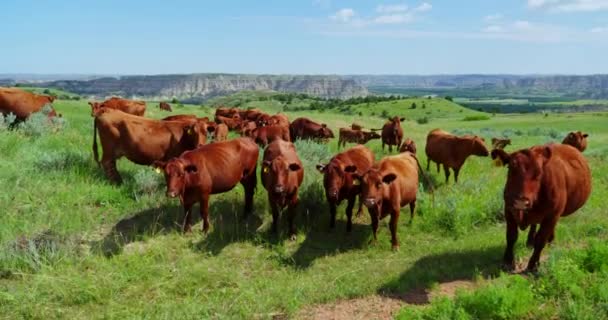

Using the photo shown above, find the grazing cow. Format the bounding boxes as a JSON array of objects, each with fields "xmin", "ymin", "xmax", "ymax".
[
  {"xmin": 92, "ymin": 109, "xmax": 207, "ymax": 184},
  {"xmin": 215, "ymin": 107, "xmax": 239, "ymax": 118},
  {"xmin": 161, "ymin": 114, "xmax": 216, "ymax": 135},
  {"xmin": 161, "ymin": 114, "xmax": 196, "ymax": 121},
  {"xmin": 153, "ymin": 138, "xmax": 259, "ymax": 233},
  {"xmin": 562, "ymin": 131, "xmax": 588, "ymax": 152},
  {"xmin": 492, "ymin": 137, "xmax": 511, "ymax": 150},
  {"xmin": 289, "ymin": 117, "xmax": 334, "ymax": 142},
  {"xmin": 346, "ymin": 152, "xmax": 420, "ymax": 249},
  {"xmin": 317, "ymin": 145, "xmax": 375, "ymax": 231},
  {"xmin": 268, "ymin": 113, "xmax": 290, "ymax": 127},
  {"xmin": 381, "ymin": 117, "xmax": 405, "ymax": 152},
  {"xmin": 251, "ymin": 125, "xmax": 291, "ymax": 147},
  {"xmin": 351, "ymin": 123, "xmax": 363, "ymax": 131},
  {"xmin": 491, "ymin": 144, "xmax": 591, "ymax": 271},
  {"xmin": 338, "ymin": 128, "xmax": 380, "ymax": 148},
  {"xmin": 215, "ymin": 114, "xmax": 241, "ymax": 130},
  {"xmin": 261, "ymin": 139, "xmax": 304, "ymax": 239},
  {"xmin": 239, "ymin": 120, "xmax": 257, "ymax": 137},
  {"xmin": 159, "ymin": 102, "xmax": 172, "ymax": 112},
  {"xmin": 240, "ymin": 108, "xmax": 264, "ymax": 122},
  {"xmin": 89, "ymin": 97, "xmax": 146, "ymax": 116},
  {"xmin": 399, "ymin": 138, "xmax": 417, "ymax": 154},
  {"xmin": 0, "ymin": 87, "xmax": 57, "ymax": 120},
  {"xmin": 213, "ymin": 123, "xmax": 229, "ymax": 142},
  {"xmin": 425, "ymin": 129, "xmax": 489, "ymax": 183}
]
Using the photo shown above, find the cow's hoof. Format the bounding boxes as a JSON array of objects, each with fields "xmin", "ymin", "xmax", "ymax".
[
  {"xmin": 502, "ymin": 262, "xmax": 516, "ymax": 273},
  {"xmin": 391, "ymin": 244, "xmax": 400, "ymax": 252}
]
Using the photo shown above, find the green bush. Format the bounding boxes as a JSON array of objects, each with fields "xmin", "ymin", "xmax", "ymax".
[
  {"xmin": 462, "ymin": 115, "xmax": 490, "ymax": 121},
  {"xmin": 417, "ymin": 117, "xmax": 430, "ymax": 124},
  {"xmin": 18, "ymin": 105, "xmax": 67, "ymax": 137}
]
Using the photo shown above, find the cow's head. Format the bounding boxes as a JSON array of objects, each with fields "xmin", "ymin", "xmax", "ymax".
[
  {"xmin": 89, "ymin": 102, "xmax": 103, "ymax": 117},
  {"xmin": 316, "ymin": 160, "xmax": 356, "ymax": 203},
  {"xmin": 181, "ymin": 123, "xmax": 206, "ymax": 147},
  {"xmin": 153, "ymin": 159, "xmax": 198, "ymax": 198},
  {"xmin": 400, "ymin": 138, "xmax": 417, "ymax": 154},
  {"xmin": 491, "ymin": 146, "xmax": 552, "ymax": 228},
  {"xmin": 262, "ymin": 156, "xmax": 302, "ymax": 206},
  {"xmin": 390, "ymin": 116, "xmax": 405, "ymax": 123},
  {"xmin": 317, "ymin": 124, "xmax": 334, "ymax": 140},
  {"xmin": 256, "ymin": 114, "xmax": 271, "ymax": 127},
  {"xmin": 469, "ymin": 135, "xmax": 489, "ymax": 157},
  {"xmin": 363, "ymin": 131, "xmax": 381, "ymax": 142},
  {"xmin": 346, "ymin": 166, "xmax": 396, "ymax": 213},
  {"xmin": 562, "ymin": 131, "xmax": 588, "ymax": 152}
]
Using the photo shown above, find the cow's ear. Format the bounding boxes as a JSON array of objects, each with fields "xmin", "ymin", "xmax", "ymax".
[
  {"xmin": 289, "ymin": 163, "xmax": 301, "ymax": 171},
  {"xmin": 316, "ymin": 164, "xmax": 326, "ymax": 173},
  {"xmin": 88, "ymin": 102, "xmax": 94, "ymax": 107},
  {"xmin": 184, "ymin": 125, "xmax": 195, "ymax": 135},
  {"xmin": 262, "ymin": 160, "xmax": 271, "ymax": 173},
  {"xmin": 382, "ymin": 173, "xmax": 397, "ymax": 184},
  {"xmin": 400, "ymin": 117, "xmax": 405, "ymax": 122},
  {"xmin": 184, "ymin": 164, "xmax": 198, "ymax": 174},
  {"xmin": 321, "ymin": 123, "xmax": 327, "ymax": 128},
  {"xmin": 539, "ymin": 146, "xmax": 552, "ymax": 163},
  {"xmin": 491, "ymin": 149, "xmax": 510, "ymax": 167},
  {"xmin": 344, "ymin": 165, "xmax": 357, "ymax": 173},
  {"xmin": 583, "ymin": 133, "xmax": 589, "ymax": 138}
]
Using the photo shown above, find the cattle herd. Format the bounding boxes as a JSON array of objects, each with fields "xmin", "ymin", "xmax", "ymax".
[{"xmin": 0, "ymin": 87, "xmax": 594, "ymax": 272}]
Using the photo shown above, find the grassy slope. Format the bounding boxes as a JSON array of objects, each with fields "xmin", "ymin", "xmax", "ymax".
[{"xmin": 0, "ymin": 98, "xmax": 607, "ymax": 319}]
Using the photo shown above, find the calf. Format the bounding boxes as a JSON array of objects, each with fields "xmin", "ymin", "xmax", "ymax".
[
  {"xmin": 492, "ymin": 144, "xmax": 591, "ymax": 271},
  {"xmin": 425, "ymin": 129, "xmax": 489, "ymax": 183},
  {"xmin": 252, "ymin": 125, "xmax": 291, "ymax": 147},
  {"xmin": 261, "ymin": 140, "xmax": 304, "ymax": 239},
  {"xmin": 381, "ymin": 116, "xmax": 405, "ymax": 152},
  {"xmin": 92, "ymin": 109, "xmax": 206, "ymax": 184},
  {"xmin": 562, "ymin": 131, "xmax": 588, "ymax": 152},
  {"xmin": 399, "ymin": 138, "xmax": 417, "ymax": 154},
  {"xmin": 338, "ymin": 128, "xmax": 380, "ymax": 148},
  {"xmin": 154, "ymin": 138, "xmax": 259, "ymax": 233},
  {"xmin": 491, "ymin": 137, "xmax": 511, "ymax": 150},
  {"xmin": 159, "ymin": 102, "xmax": 172, "ymax": 112},
  {"xmin": 89, "ymin": 97, "xmax": 146, "ymax": 116},
  {"xmin": 317, "ymin": 145, "xmax": 375, "ymax": 232},
  {"xmin": 346, "ymin": 152, "xmax": 420, "ymax": 249},
  {"xmin": 289, "ymin": 117, "xmax": 334, "ymax": 142}
]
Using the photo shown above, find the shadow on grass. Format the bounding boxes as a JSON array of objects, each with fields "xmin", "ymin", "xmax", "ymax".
[{"xmin": 378, "ymin": 245, "xmax": 503, "ymax": 304}]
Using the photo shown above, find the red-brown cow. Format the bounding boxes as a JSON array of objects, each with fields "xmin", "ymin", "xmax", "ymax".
[
  {"xmin": 162, "ymin": 114, "xmax": 197, "ymax": 121},
  {"xmin": 268, "ymin": 113, "xmax": 290, "ymax": 127},
  {"xmin": 92, "ymin": 109, "xmax": 207, "ymax": 184},
  {"xmin": 0, "ymin": 87, "xmax": 57, "ymax": 120},
  {"xmin": 153, "ymin": 138, "xmax": 259, "ymax": 233},
  {"xmin": 161, "ymin": 114, "xmax": 216, "ymax": 136},
  {"xmin": 215, "ymin": 107, "xmax": 239, "ymax": 118},
  {"xmin": 346, "ymin": 152, "xmax": 420, "ymax": 249},
  {"xmin": 399, "ymin": 138, "xmax": 417, "ymax": 154},
  {"xmin": 159, "ymin": 102, "xmax": 172, "ymax": 112},
  {"xmin": 239, "ymin": 120, "xmax": 257, "ymax": 137},
  {"xmin": 491, "ymin": 144, "xmax": 591, "ymax": 271},
  {"xmin": 251, "ymin": 125, "xmax": 291, "ymax": 146},
  {"xmin": 256, "ymin": 113, "xmax": 272, "ymax": 127},
  {"xmin": 89, "ymin": 97, "xmax": 146, "ymax": 116},
  {"xmin": 562, "ymin": 131, "xmax": 588, "ymax": 152},
  {"xmin": 213, "ymin": 123, "xmax": 229, "ymax": 142},
  {"xmin": 317, "ymin": 145, "xmax": 375, "ymax": 232},
  {"xmin": 215, "ymin": 114, "xmax": 241, "ymax": 130},
  {"xmin": 425, "ymin": 129, "xmax": 489, "ymax": 183},
  {"xmin": 261, "ymin": 139, "xmax": 304, "ymax": 239},
  {"xmin": 381, "ymin": 117, "xmax": 405, "ymax": 152},
  {"xmin": 492, "ymin": 137, "xmax": 511, "ymax": 150},
  {"xmin": 289, "ymin": 117, "xmax": 334, "ymax": 142},
  {"xmin": 240, "ymin": 108, "xmax": 264, "ymax": 122},
  {"xmin": 338, "ymin": 128, "xmax": 380, "ymax": 148}
]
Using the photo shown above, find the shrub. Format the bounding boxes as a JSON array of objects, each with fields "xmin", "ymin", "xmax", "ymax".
[
  {"xmin": 417, "ymin": 117, "xmax": 430, "ymax": 124},
  {"xmin": 445, "ymin": 96, "xmax": 453, "ymax": 101},
  {"xmin": 18, "ymin": 105, "xmax": 67, "ymax": 137},
  {"xmin": 0, "ymin": 112, "xmax": 17, "ymax": 131},
  {"xmin": 130, "ymin": 169, "xmax": 164, "ymax": 200},
  {"xmin": 462, "ymin": 115, "xmax": 490, "ymax": 121}
]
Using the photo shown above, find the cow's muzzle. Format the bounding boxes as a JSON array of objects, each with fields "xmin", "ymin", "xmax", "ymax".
[
  {"xmin": 167, "ymin": 191, "xmax": 179, "ymax": 198},
  {"xmin": 364, "ymin": 198, "xmax": 377, "ymax": 208},
  {"xmin": 274, "ymin": 185, "xmax": 285, "ymax": 195}
]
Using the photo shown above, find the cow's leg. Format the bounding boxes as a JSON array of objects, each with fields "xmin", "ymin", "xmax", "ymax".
[
  {"xmin": 503, "ymin": 212, "xmax": 519, "ymax": 271},
  {"xmin": 270, "ymin": 198, "xmax": 280, "ymax": 234},
  {"xmin": 241, "ymin": 169, "xmax": 257, "ymax": 219},
  {"xmin": 287, "ymin": 194, "xmax": 299, "ymax": 240},
  {"xmin": 389, "ymin": 205, "xmax": 400, "ymax": 250},
  {"xmin": 454, "ymin": 167, "xmax": 461, "ymax": 183},
  {"xmin": 389, "ymin": 144, "xmax": 393, "ymax": 153},
  {"xmin": 182, "ymin": 202, "xmax": 194, "ymax": 233},
  {"xmin": 369, "ymin": 209, "xmax": 379, "ymax": 245},
  {"xmin": 548, "ymin": 231, "xmax": 555, "ymax": 243},
  {"xmin": 329, "ymin": 202, "xmax": 337, "ymax": 230},
  {"xmin": 526, "ymin": 224, "xmax": 537, "ymax": 248},
  {"xmin": 426, "ymin": 158, "xmax": 430, "ymax": 171},
  {"xmin": 527, "ymin": 218, "xmax": 558, "ymax": 272},
  {"xmin": 345, "ymin": 195, "xmax": 356, "ymax": 233},
  {"xmin": 382, "ymin": 141, "xmax": 385, "ymax": 152},
  {"xmin": 199, "ymin": 194, "xmax": 210, "ymax": 233},
  {"xmin": 436, "ymin": 162, "xmax": 440, "ymax": 173},
  {"xmin": 409, "ymin": 200, "xmax": 416, "ymax": 221},
  {"xmin": 102, "ymin": 157, "xmax": 122, "ymax": 185},
  {"xmin": 355, "ymin": 194, "xmax": 364, "ymax": 217},
  {"xmin": 443, "ymin": 164, "xmax": 451, "ymax": 183}
]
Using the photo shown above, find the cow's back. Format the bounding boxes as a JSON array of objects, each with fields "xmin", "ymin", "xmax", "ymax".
[
  {"xmin": 378, "ymin": 153, "xmax": 419, "ymax": 205},
  {"xmin": 335, "ymin": 145, "xmax": 374, "ymax": 172},
  {"xmin": 0, "ymin": 88, "xmax": 51, "ymax": 119},
  {"xmin": 425, "ymin": 130, "xmax": 453, "ymax": 162}
]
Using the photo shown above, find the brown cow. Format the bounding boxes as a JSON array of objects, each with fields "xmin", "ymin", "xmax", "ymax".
[
  {"xmin": 399, "ymin": 138, "xmax": 417, "ymax": 154},
  {"xmin": 240, "ymin": 108, "xmax": 264, "ymax": 122},
  {"xmin": 161, "ymin": 114, "xmax": 196, "ymax": 121},
  {"xmin": 161, "ymin": 114, "xmax": 216, "ymax": 136},
  {"xmin": 346, "ymin": 152, "xmax": 420, "ymax": 249},
  {"xmin": 0, "ymin": 87, "xmax": 57, "ymax": 120},
  {"xmin": 289, "ymin": 117, "xmax": 334, "ymax": 142},
  {"xmin": 251, "ymin": 125, "xmax": 291, "ymax": 147},
  {"xmin": 256, "ymin": 113, "xmax": 272, "ymax": 127},
  {"xmin": 338, "ymin": 128, "xmax": 380, "ymax": 148},
  {"xmin": 491, "ymin": 144, "xmax": 591, "ymax": 271},
  {"xmin": 215, "ymin": 114, "xmax": 241, "ymax": 130},
  {"xmin": 92, "ymin": 109, "xmax": 206, "ymax": 184},
  {"xmin": 562, "ymin": 131, "xmax": 588, "ymax": 152},
  {"xmin": 239, "ymin": 120, "xmax": 257, "ymax": 137},
  {"xmin": 492, "ymin": 137, "xmax": 511, "ymax": 150},
  {"xmin": 269, "ymin": 113, "xmax": 290, "ymax": 127},
  {"xmin": 159, "ymin": 102, "xmax": 172, "ymax": 112},
  {"xmin": 317, "ymin": 145, "xmax": 375, "ymax": 231},
  {"xmin": 213, "ymin": 123, "xmax": 229, "ymax": 142},
  {"xmin": 153, "ymin": 138, "xmax": 259, "ymax": 233},
  {"xmin": 89, "ymin": 97, "xmax": 146, "ymax": 116},
  {"xmin": 425, "ymin": 129, "xmax": 489, "ymax": 183},
  {"xmin": 381, "ymin": 117, "xmax": 405, "ymax": 152},
  {"xmin": 215, "ymin": 107, "xmax": 239, "ymax": 118},
  {"xmin": 261, "ymin": 139, "xmax": 304, "ymax": 239}
]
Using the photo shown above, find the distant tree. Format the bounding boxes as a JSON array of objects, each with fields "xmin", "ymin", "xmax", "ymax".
[
  {"xmin": 381, "ymin": 110, "xmax": 389, "ymax": 118},
  {"xmin": 43, "ymin": 89, "xmax": 51, "ymax": 95},
  {"xmin": 171, "ymin": 98, "xmax": 179, "ymax": 104},
  {"xmin": 358, "ymin": 111, "xmax": 363, "ymax": 116},
  {"xmin": 445, "ymin": 96, "xmax": 453, "ymax": 101},
  {"xmin": 422, "ymin": 103, "xmax": 426, "ymax": 109},
  {"xmin": 410, "ymin": 102, "xmax": 417, "ymax": 109}
]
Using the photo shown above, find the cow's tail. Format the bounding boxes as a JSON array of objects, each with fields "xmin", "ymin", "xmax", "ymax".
[
  {"xmin": 411, "ymin": 153, "xmax": 435, "ymax": 206},
  {"xmin": 92, "ymin": 117, "xmax": 100, "ymax": 166}
]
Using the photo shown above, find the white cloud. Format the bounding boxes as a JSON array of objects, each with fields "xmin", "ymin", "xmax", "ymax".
[
  {"xmin": 330, "ymin": 8, "xmax": 356, "ymax": 23},
  {"xmin": 528, "ymin": 0, "xmax": 608, "ymax": 12},
  {"xmin": 483, "ymin": 13, "xmax": 503, "ymax": 22},
  {"xmin": 414, "ymin": 2, "xmax": 432, "ymax": 12},
  {"xmin": 376, "ymin": 4, "xmax": 409, "ymax": 13},
  {"xmin": 374, "ymin": 13, "xmax": 414, "ymax": 24},
  {"xmin": 591, "ymin": 26, "xmax": 608, "ymax": 32}
]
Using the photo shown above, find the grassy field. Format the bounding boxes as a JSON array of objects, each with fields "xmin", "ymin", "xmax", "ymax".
[{"xmin": 1, "ymin": 96, "xmax": 607, "ymax": 319}]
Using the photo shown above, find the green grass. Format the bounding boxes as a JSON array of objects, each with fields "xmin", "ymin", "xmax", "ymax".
[{"xmin": 0, "ymin": 97, "xmax": 607, "ymax": 319}]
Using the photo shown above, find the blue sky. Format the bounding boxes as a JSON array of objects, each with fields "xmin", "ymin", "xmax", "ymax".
[{"xmin": 1, "ymin": 0, "xmax": 607, "ymax": 75}]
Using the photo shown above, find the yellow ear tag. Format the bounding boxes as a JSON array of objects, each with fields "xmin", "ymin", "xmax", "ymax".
[
  {"xmin": 493, "ymin": 157, "xmax": 503, "ymax": 167},
  {"xmin": 155, "ymin": 168, "xmax": 162, "ymax": 174},
  {"xmin": 263, "ymin": 167, "xmax": 269, "ymax": 173},
  {"xmin": 352, "ymin": 179, "xmax": 360, "ymax": 186},
  {"xmin": 187, "ymin": 129, "xmax": 193, "ymax": 135}
]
